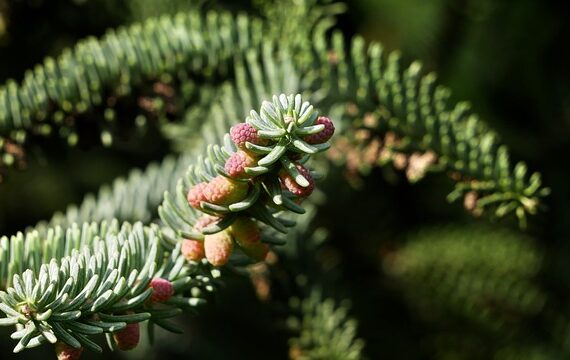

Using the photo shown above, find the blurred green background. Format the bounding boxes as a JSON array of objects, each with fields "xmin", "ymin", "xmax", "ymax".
[{"xmin": 0, "ymin": 0, "xmax": 569, "ymax": 359}]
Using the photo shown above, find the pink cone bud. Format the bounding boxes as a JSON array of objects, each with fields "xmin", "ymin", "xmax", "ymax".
[
  {"xmin": 203, "ymin": 176, "xmax": 249, "ymax": 205},
  {"xmin": 113, "ymin": 323, "xmax": 140, "ymax": 351},
  {"xmin": 279, "ymin": 163, "xmax": 315, "ymax": 198},
  {"xmin": 224, "ymin": 151, "xmax": 257, "ymax": 178},
  {"xmin": 149, "ymin": 278, "xmax": 174, "ymax": 303},
  {"xmin": 230, "ymin": 123, "xmax": 265, "ymax": 149},
  {"xmin": 303, "ymin": 116, "xmax": 335, "ymax": 144},
  {"xmin": 187, "ymin": 182, "xmax": 208, "ymax": 209}
]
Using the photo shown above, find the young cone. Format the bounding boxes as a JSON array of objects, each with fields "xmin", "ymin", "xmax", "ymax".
[
  {"xmin": 194, "ymin": 214, "xmax": 219, "ymax": 230},
  {"xmin": 224, "ymin": 150, "xmax": 257, "ymax": 178},
  {"xmin": 149, "ymin": 278, "xmax": 174, "ymax": 303},
  {"xmin": 55, "ymin": 342, "xmax": 83, "ymax": 360},
  {"xmin": 182, "ymin": 239, "xmax": 205, "ymax": 261},
  {"xmin": 204, "ymin": 231, "xmax": 234, "ymax": 266},
  {"xmin": 279, "ymin": 163, "xmax": 315, "ymax": 198},
  {"xmin": 230, "ymin": 122, "xmax": 266, "ymax": 149},
  {"xmin": 203, "ymin": 176, "xmax": 249, "ymax": 205},
  {"xmin": 230, "ymin": 217, "xmax": 267, "ymax": 262},
  {"xmin": 303, "ymin": 116, "xmax": 335, "ymax": 144},
  {"xmin": 181, "ymin": 215, "xmax": 219, "ymax": 262},
  {"xmin": 187, "ymin": 182, "xmax": 208, "ymax": 209},
  {"xmin": 230, "ymin": 217, "xmax": 261, "ymax": 246},
  {"xmin": 113, "ymin": 323, "xmax": 140, "ymax": 351}
]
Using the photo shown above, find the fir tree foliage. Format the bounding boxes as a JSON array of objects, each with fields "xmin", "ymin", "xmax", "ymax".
[
  {"xmin": 159, "ymin": 94, "xmax": 331, "ymax": 242},
  {"xmin": 0, "ymin": 1, "xmax": 548, "ymax": 225},
  {"xmin": 0, "ymin": 0, "xmax": 556, "ymax": 358},
  {"xmin": 288, "ymin": 291, "xmax": 365, "ymax": 360},
  {"xmin": 0, "ymin": 3, "xmax": 548, "ymax": 226},
  {"xmin": 0, "ymin": 93, "xmax": 333, "ymax": 354},
  {"xmin": 381, "ymin": 225, "xmax": 570, "ymax": 359},
  {"xmin": 0, "ymin": 221, "xmax": 216, "ymax": 353},
  {"xmin": 384, "ymin": 225, "xmax": 545, "ymax": 332}
]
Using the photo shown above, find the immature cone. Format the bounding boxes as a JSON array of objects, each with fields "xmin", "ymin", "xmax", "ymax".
[
  {"xmin": 187, "ymin": 182, "xmax": 208, "ymax": 209},
  {"xmin": 230, "ymin": 217, "xmax": 261, "ymax": 246},
  {"xmin": 224, "ymin": 150, "xmax": 257, "ymax": 178},
  {"xmin": 194, "ymin": 214, "xmax": 219, "ymax": 230},
  {"xmin": 303, "ymin": 116, "xmax": 335, "ymax": 144},
  {"xmin": 182, "ymin": 239, "xmax": 205, "ymax": 261},
  {"xmin": 203, "ymin": 175, "xmax": 249, "ymax": 205},
  {"xmin": 113, "ymin": 323, "xmax": 140, "ymax": 351},
  {"xmin": 230, "ymin": 217, "xmax": 268, "ymax": 261},
  {"xmin": 149, "ymin": 278, "xmax": 174, "ymax": 303},
  {"xmin": 182, "ymin": 215, "xmax": 219, "ymax": 262},
  {"xmin": 230, "ymin": 122, "xmax": 265, "ymax": 149},
  {"xmin": 55, "ymin": 342, "xmax": 83, "ymax": 360},
  {"xmin": 279, "ymin": 163, "xmax": 315, "ymax": 198},
  {"xmin": 204, "ymin": 231, "xmax": 234, "ymax": 266}
]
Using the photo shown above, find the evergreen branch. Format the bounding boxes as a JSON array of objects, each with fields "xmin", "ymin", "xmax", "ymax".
[
  {"xmin": 288, "ymin": 291, "xmax": 365, "ymax": 360},
  {"xmin": 162, "ymin": 21, "xmax": 549, "ymax": 225},
  {"xmin": 0, "ymin": 221, "xmax": 217, "ymax": 354},
  {"xmin": 0, "ymin": 9, "xmax": 266, "ymax": 171},
  {"xmin": 0, "ymin": 0, "xmax": 342, "ymax": 177},
  {"xmin": 1, "ymin": 3, "xmax": 548, "ymax": 224},
  {"xmin": 383, "ymin": 225, "xmax": 545, "ymax": 332},
  {"xmin": 40, "ymin": 154, "xmax": 191, "ymax": 230},
  {"xmin": 0, "ymin": 94, "xmax": 335, "ymax": 355},
  {"xmin": 37, "ymin": 43, "xmax": 300, "ymax": 233},
  {"xmin": 308, "ymin": 33, "xmax": 549, "ymax": 225},
  {"xmin": 159, "ymin": 93, "xmax": 334, "ymax": 264}
]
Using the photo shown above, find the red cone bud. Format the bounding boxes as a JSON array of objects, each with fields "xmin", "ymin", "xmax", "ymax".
[
  {"xmin": 149, "ymin": 278, "xmax": 174, "ymax": 303},
  {"xmin": 113, "ymin": 323, "xmax": 140, "ymax": 351},
  {"xmin": 303, "ymin": 116, "xmax": 335, "ymax": 144},
  {"xmin": 203, "ymin": 176, "xmax": 248, "ymax": 205},
  {"xmin": 279, "ymin": 163, "xmax": 315, "ymax": 198},
  {"xmin": 230, "ymin": 123, "xmax": 265, "ymax": 149}
]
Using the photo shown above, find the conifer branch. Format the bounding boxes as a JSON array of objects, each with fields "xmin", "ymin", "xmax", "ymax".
[
  {"xmin": 0, "ymin": 221, "xmax": 216, "ymax": 353},
  {"xmin": 0, "ymin": 9, "xmax": 266, "ymax": 171},
  {"xmin": 309, "ymin": 33, "xmax": 550, "ymax": 225},
  {"xmin": 288, "ymin": 291, "xmax": 365, "ymax": 360},
  {"xmin": 0, "ymin": 4, "xmax": 548, "ymax": 225},
  {"xmin": 0, "ymin": 93, "xmax": 334, "ymax": 355},
  {"xmin": 159, "ymin": 94, "xmax": 334, "ymax": 264},
  {"xmin": 383, "ymin": 225, "xmax": 545, "ymax": 331}
]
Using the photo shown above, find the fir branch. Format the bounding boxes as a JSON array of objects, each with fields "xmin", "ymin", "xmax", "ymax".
[
  {"xmin": 288, "ymin": 291, "xmax": 365, "ymax": 360},
  {"xmin": 307, "ymin": 33, "xmax": 549, "ymax": 225},
  {"xmin": 159, "ymin": 94, "xmax": 334, "ymax": 262},
  {"xmin": 0, "ymin": 9, "xmax": 266, "ymax": 170},
  {"xmin": 1, "ymin": 4, "xmax": 549, "ymax": 224},
  {"xmin": 36, "ymin": 51, "xmax": 296, "ymax": 233},
  {"xmin": 0, "ymin": 93, "xmax": 335, "ymax": 354},
  {"xmin": 163, "ymin": 20, "xmax": 550, "ymax": 225},
  {"xmin": 0, "ymin": 221, "xmax": 217, "ymax": 353},
  {"xmin": 384, "ymin": 225, "xmax": 545, "ymax": 332}
]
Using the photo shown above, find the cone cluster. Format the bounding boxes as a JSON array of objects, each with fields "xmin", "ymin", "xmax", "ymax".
[{"xmin": 182, "ymin": 110, "xmax": 334, "ymax": 267}]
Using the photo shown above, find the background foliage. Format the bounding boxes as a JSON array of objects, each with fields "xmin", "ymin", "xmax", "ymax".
[{"xmin": 0, "ymin": 0, "xmax": 569, "ymax": 359}]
